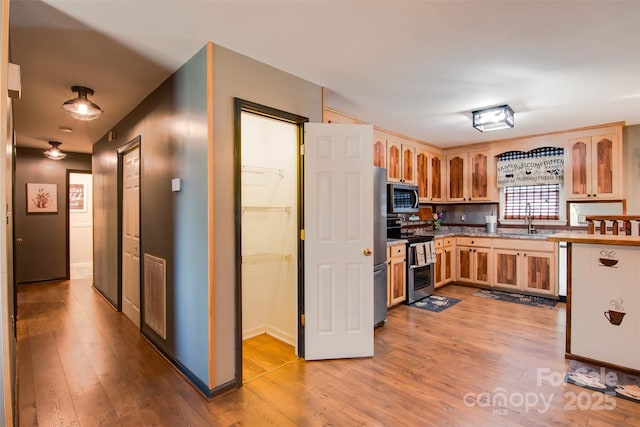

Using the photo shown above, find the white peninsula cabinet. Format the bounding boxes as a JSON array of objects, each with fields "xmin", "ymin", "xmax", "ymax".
[{"xmin": 549, "ymin": 234, "xmax": 640, "ymax": 371}]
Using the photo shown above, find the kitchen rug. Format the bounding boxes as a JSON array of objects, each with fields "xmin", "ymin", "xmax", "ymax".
[
  {"xmin": 473, "ymin": 289, "xmax": 558, "ymax": 309},
  {"xmin": 409, "ymin": 295, "xmax": 461, "ymax": 313},
  {"xmin": 565, "ymin": 360, "xmax": 640, "ymax": 404}
]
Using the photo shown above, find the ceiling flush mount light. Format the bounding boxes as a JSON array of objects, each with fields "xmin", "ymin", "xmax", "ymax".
[
  {"xmin": 62, "ymin": 85, "xmax": 103, "ymax": 121},
  {"xmin": 44, "ymin": 141, "xmax": 67, "ymax": 160},
  {"xmin": 472, "ymin": 104, "xmax": 514, "ymax": 132}
]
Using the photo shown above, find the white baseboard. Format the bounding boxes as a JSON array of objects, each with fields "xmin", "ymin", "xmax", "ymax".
[{"xmin": 243, "ymin": 325, "xmax": 295, "ymax": 346}]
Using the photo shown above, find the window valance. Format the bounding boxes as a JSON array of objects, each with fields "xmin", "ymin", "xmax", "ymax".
[{"xmin": 496, "ymin": 147, "xmax": 564, "ymax": 188}]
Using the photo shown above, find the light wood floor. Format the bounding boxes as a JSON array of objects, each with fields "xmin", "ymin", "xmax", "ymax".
[
  {"xmin": 17, "ymin": 279, "xmax": 640, "ymax": 426},
  {"xmin": 243, "ymin": 334, "xmax": 296, "ymax": 383}
]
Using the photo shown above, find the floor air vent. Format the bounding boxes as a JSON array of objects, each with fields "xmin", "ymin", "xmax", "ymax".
[{"xmin": 143, "ymin": 254, "xmax": 167, "ymax": 339}]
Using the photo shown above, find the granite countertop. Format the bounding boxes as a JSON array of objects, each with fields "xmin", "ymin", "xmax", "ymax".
[
  {"xmin": 386, "ymin": 238, "xmax": 408, "ymax": 246},
  {"xmin": 414, "ymin": 230, "xmax": 553, "ymax": 240}
]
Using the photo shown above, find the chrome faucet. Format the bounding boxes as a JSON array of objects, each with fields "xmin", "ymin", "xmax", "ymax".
[{"xmin": 525, "ymin": 202, "xmax": 535, "ymax": 234}]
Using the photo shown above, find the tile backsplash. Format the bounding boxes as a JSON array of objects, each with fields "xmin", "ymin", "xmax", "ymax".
[{"xmin": 429, "ymin": 203, "xmax": 499, "ymax": 225}]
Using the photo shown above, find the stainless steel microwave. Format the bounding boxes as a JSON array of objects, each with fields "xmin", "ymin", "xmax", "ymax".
[{"xmin": 387, "ymin": 183, "xmax": 419, "ymax": 214}]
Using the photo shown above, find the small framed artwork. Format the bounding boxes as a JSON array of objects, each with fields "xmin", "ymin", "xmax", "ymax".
[
  {"xmin": 69, "ymin": 183, "xmax": 86, "ymax": 212},
  {"xmin": 27, "ymin": 183, "xmax": 58, "ymax": 213}
]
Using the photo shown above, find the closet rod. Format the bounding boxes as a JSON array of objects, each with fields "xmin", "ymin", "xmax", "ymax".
[
  {"xmin": 241, "ymin": 253, "xmax": 292, "ymax": 265},
  {"xmin": 241, "ymin": 165, "xmax": 284, "ymax": 177},
  {"xmin": 242, "ymin": 206, "xmax": 291, "ymax": 214}
]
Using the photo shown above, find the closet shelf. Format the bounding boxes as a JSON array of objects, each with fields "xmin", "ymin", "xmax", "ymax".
[
  {"xmin": 242, "ymin": 253, "xmax": 292, "ymax": 265},
  {"xmin": 242, "ymin": 165, "xmax": 284, "ymax": 177},
  {"xmin": 242, "ymin": 206, "xmax": 291, "ymax": 214}
]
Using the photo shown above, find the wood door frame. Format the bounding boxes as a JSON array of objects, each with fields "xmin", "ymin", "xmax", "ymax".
[
  {"xmin": 117, "ymin": 136, "xmax": 141, "ymax": 314},
  {"xmin": 65, "ymin": 169, "xmax": 92, "ymax": 281},
  {"xmin": 233, "ymin": 98, "xmax": 308, "ymax": 387}
]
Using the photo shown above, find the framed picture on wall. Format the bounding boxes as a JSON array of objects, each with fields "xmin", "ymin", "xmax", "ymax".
[
  {"xmin": 26, "ymin": 183, "xmax": 58, "ymax": 213},
  {"xmin": 69, "ymin": 183, "xmax": 86, "ymax": 212}
]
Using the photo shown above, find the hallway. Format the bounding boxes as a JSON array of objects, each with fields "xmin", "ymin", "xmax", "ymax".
[
  {"xmin": 17, "ymin": 279, "xmax": 210, "ymax": 425},
  {"xmin": 17, "ymin": 280, "xmax": 640, "ymax": 426}
]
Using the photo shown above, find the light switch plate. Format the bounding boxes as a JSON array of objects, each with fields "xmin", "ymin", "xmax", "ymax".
[{"xmin": 171, "ymin": 178, "xmax": 181, "ymax": 192}]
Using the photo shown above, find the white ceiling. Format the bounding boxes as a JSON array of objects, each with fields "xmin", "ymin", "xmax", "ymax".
[{"xmin": 9, "ymin": 0, "xmax": 640, "ymax": 154}]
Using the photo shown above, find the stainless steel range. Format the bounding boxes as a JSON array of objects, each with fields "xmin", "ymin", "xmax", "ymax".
[
  {"xmin": 387, "ymin": 217, "xmax": 436, "ymax": 304},
  {"xmin": 405, "ymin": 235, "xmax": 436, "ymax": 303}
]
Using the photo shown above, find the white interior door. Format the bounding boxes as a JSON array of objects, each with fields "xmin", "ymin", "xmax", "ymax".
[
  {"xmin": 304, "ymin": 123, "xmax": 374, "ymax": 360},
  {"xmin": 122, "ymin": 147, "xmax": 141, "ymax": 327}
]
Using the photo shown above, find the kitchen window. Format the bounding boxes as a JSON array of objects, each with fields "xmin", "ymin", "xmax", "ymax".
[
  {"xmin": 497, "ymin": 147, "xmax": 566, "ymax": 225},
  {"xmin": 503, "ymin": 184, "xmax": 560, "ymax": 220}
]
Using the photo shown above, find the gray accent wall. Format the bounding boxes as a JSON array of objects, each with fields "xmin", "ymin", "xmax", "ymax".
[
  {"xmin": 14, "ymin": 147, "xmax": 91, "ymax": 283},
  {"xmin": 210, "ymin": 44, "xmax": 322, "ymax": 387},
  {"xmin": 92, "ymin": 42, "xmax": 322, "ymax": 393},
  {"xmin": 93, "ymin": 46, "xmax": 210, "ymax": 387}
]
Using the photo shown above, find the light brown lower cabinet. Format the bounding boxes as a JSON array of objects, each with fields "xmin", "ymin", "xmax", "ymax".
[
  {"xmin": 388, "ymin": 243, "xmax": 406, "ymax": 307},
  {"xmin": 456, "ymin": 246, "xmax": 492, "ymax": 286},
  {"xmin": 493, "ymin": 250, "xmax": 520, "ymax": 290},
  {"xmin": 434, "ymin": 237, "xmax": 455, "ymax": 288},
  {"xmin": 493, "ymin": 248, "xmax": 556, "ymax": 296},
  {"xmin": 492, "ymin": 239, "xmax": 557, "ymax": 296},
  {"xmin": 451, "ymin": 236, "xmax": 558, "ymax": 297}
]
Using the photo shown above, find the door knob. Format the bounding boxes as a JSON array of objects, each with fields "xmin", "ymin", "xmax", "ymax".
[
  {"xmin": 363, "ymin": 248, "xmax": 372, "ymax": 256},
  {"xmin": 15, "ymin": 238, "xmax": 23, "ymax": 243}
]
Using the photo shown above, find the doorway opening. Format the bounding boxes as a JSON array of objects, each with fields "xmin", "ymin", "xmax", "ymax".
[
  {"xmin": 68, "ymin": 171, "xmax": 93, "ymax": 280},
  {"xmin": 118, "ymin": 137, "xmax": 141, "ymax": 328},
  {"xmin": 234, "ymin": 99, "xmax": 308, "ymax": 384}
]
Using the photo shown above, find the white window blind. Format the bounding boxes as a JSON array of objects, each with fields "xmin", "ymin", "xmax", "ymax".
[{"xmin": 504, "ymin": 184, "xmax": 560, "ymax": 220}]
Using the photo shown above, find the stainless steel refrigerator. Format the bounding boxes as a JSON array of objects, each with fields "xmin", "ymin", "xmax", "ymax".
[{"xmin": 373, "ymin": 167, "xmax": 388, "ymax": 327}]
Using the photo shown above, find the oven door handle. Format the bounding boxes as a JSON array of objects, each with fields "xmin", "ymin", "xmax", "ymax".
[{"xmin": 409, "ymin": 263, "xmax": 434, "ymax": 269}]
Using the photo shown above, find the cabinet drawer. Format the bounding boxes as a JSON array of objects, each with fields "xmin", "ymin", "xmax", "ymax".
[
  {"xmin": 492, "ymin": 238, "xmax": 555, "ymax": 252},
  {"xmin": 456, "ymin": 237, "xmax": 491, "ymax": 247},
  {"xmin": 435, "ymin": 237, "xmax": 454, "ymax": 249},
  {"xmin": 389, "ymin": 244, "xmax": 406, "ymax": 258}
]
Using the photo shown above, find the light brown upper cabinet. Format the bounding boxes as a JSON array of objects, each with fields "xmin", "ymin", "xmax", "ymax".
[
  {"xmin": 416, "ymin": 149, "xmax": 444, "ymax": 202},
  {"xmin": 402, "ymin": 143, "xmax": 416, "ymax": 184},
  {"xmin": 373, "ymin": 130, "xmax": 387, "ymax": 169},
  {"xmin": 386, "ymin": 136, "xmax": 416, "ymax": 184},
  {"xmin": 447, "ymin": 154, "xmax": 466, "ymax": 201},
  {"xmin": 566, "ymin": 134, "xmax": 621, "ymax": 200},
  {"xmin": 430, "ymin": 153, "xmax": 443, "ymax": 201},
  {"xmin": 469, "ymin": 151, "xmax": 493, "ymax": 201},
  {"xmin": 446, "ymin": 150, "xmax": 496, "ymax": 202}
]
